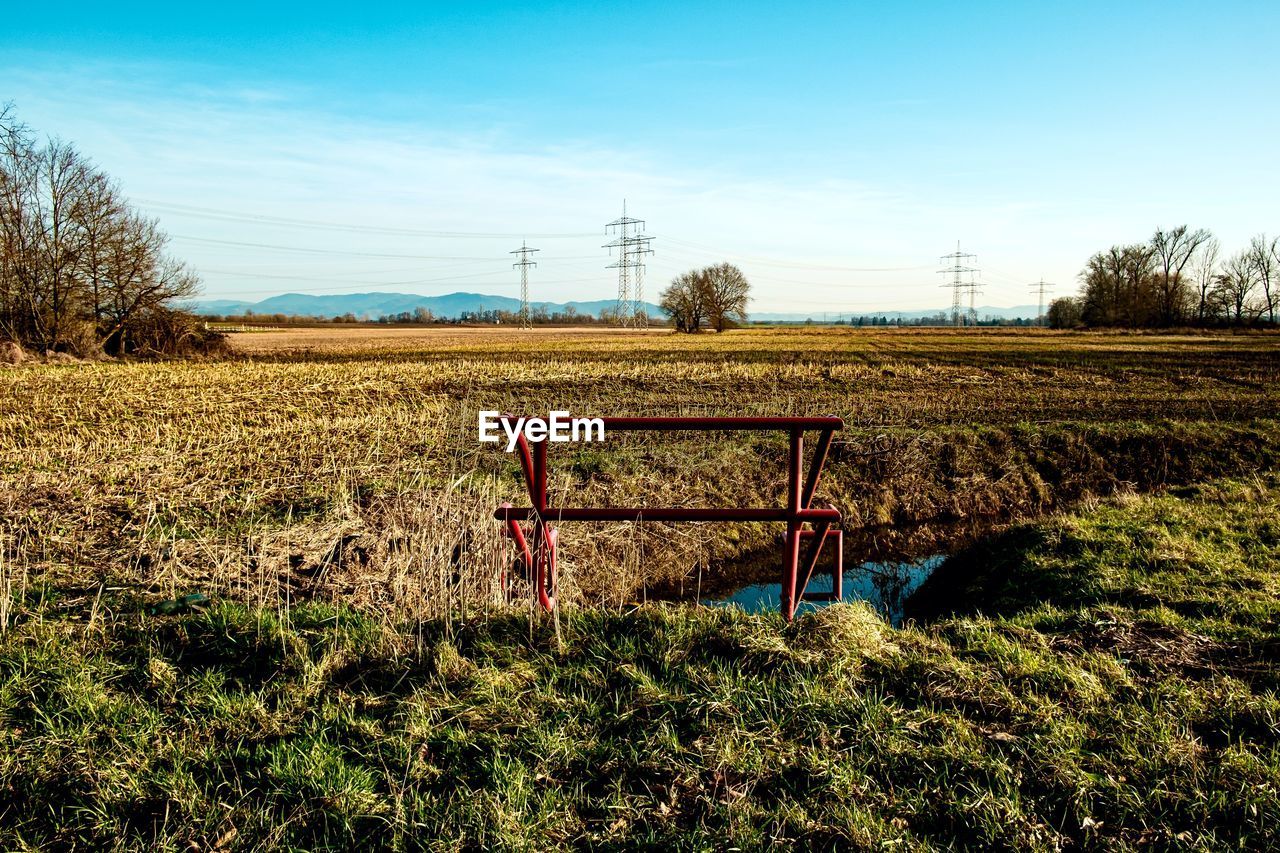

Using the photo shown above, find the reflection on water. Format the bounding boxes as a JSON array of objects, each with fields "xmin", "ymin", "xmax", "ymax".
[{"xmin": 703, "ymin": 554, "xmax": 945, "ymax": 626}]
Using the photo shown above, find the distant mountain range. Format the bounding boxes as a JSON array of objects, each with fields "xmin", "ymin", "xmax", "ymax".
[
  {"xmin": 189, "ymin": 291, "xmax": 665, "ymax": 320},
  {"xmin": 188, "ymin": 291, "xmax": 1044, "ymax": 323}
]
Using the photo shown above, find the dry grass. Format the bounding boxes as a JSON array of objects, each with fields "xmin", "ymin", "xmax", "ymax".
[
  {"xmin": 1, "ymin": 326, "xmax": 1277, "ymax": 619},
  {"xmin": 226, "ymin": 323, "xmax": 665, "ymax": 355}
]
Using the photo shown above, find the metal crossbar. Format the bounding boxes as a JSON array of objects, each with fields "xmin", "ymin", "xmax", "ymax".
[{"xmin": 492, "ymin": 415, "xmax": 844, "ymax": 620}]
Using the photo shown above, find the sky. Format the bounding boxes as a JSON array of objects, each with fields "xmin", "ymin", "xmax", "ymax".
[{"xmin": 2, "ymin": 1, "xmax": 1277, "ymax": 314}]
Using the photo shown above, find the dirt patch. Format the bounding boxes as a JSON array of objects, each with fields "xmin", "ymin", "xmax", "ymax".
[{"xmin": 1050, "ymin": 616, "xmax": 1221, "ymax": 679}]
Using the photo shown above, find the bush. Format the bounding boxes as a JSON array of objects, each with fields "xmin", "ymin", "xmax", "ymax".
[{"xmin": 124, "ymin": 308, "xmax": 229, "ymax": 357}]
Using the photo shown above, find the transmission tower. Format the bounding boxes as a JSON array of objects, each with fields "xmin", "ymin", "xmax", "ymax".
[
  {"xmin": 937, "ymin": 242, "xmax": 978, "ymax": 327},
  {"xmin": 1029, "ymin": 278, "xmax": 1054, "ymax": 326},
  {"xmin": 965, "ymin": 277, "xmax": 984, "ymax": 326},
  {"xmin": 604, "ymin": 201, "xmax": 654, "ymax": 327},
  {"xmin": 511, "ymin": 241, "xmax": 539, "ymax": 329}
]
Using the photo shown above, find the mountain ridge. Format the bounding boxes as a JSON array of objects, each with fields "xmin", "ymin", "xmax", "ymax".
[
  {"xmin": 188, "ymin": 291, "xmax": 1045, "ymax": 322},
  {"xmin": 189, "ymin": 291, "xmax": 664, "ymax": 320}
]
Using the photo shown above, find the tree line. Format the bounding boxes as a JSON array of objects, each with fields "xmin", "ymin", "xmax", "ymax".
[
  {"xmin": 0, "ymin": 106, "xmax": 218, "ymax": 356},
  {"xmin": 204, "ymin": 305, "xmax": 631, "ymax": 326},
  {"xmin": 1049, "ymin": 226, "xmax": 1278, "ymax": 328}
]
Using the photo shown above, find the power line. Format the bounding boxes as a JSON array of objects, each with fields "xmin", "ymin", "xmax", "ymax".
[
  {"xmin": 655, "ymin": 234, "xmax": 934, "ymax": 272},
  {"xmin": 171, "ymin": 234, "xmax": 504, "ymax": 261},
  {"xmin": 511, "ymin": 241, "xmax": 540, "ymax": 329},
  {"xmin": 937, "ymin": 241, "xmax": 978, "ymax": 327},
  {"xmin": 138, "ymin": 199, "xmax": 597, "ymax": 239},
  {"xmin": 725, "ymin": 271, "xmax": 932, "ymax": 290},
  {"xmin": 200, "ymin": 266, "xmax": 518, "ymax": 288},
  {"xmin": 604, "ymin": 200, "xmax": 654, "ymax": 328}
]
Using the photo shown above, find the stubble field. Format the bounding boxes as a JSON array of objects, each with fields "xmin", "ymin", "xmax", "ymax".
[
  {"xmin": 2, "ymin": 325, "xmax": 1280, "ymax": 849},
  {"xmin": 1, "ymin": 326, "xmax": 1276, "ymax": 614}
]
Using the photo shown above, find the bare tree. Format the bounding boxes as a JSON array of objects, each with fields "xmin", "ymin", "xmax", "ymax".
[
  {"xmin": 0, "ymin": 105, "xmax": 38, "ymax": 344},
  {"xmin": 0, "ymin": 107, "xmax": 208, "ymax": 355},
  {"xmin": 1151, "ymin": 225, "xmax": 1211, "ymax": 325},
  {"xmin": 659, "ymin": 270, "xmax": 706, "ymax": 333},
  {"xmin": 31, "ymin": 139, "xmax": 96, "ymax": 350},
  {"xmin": 98, "ymin": 218, "xmax": 199, "ymax": 354},
  {"xmin": 1189, "ymin": 236, "xmax": 1221, "ymax": 323},
  {"xmin": 1080, "ymin": 247, "xmax": 1125, "ymax": 326},
  {"xmin": 1081, "ymin": 244, "xmax": 1156, "ymax": 327},
  {"xmin": 72, "ymin": 170, "xmax": 127, "ymax": 332},
  {"xmin": 1248, "ymin": 234, "xmax": 1278, "ymax": 323},
  {"xmin": 1123, "ymin": 243, "xmax": 1157, "ymax": 327},
  {"xmin": 699, "ymin": 262, "xmax": 751, "ymax": 332},
  {"xmin": 1273, "ymin": 238, "xmax": 1280, "ymax": 308},
  {"xmin": 1218, "ymin": 248, "xmax": 1261, "ymax": 325},
  {"xmin": 1045, "ymin": 296, "xmax": 1081, "ymax": 329}
]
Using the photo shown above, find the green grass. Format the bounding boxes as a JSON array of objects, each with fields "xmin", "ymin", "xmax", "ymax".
[{"xmin": 2, "ymin": 476, "xmax": 1279, "ymax": 850}]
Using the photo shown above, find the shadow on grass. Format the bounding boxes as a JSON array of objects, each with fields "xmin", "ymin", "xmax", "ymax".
[{"xmin": 904, "ymin": 524, "xmax": 1086, "ymax": 622}]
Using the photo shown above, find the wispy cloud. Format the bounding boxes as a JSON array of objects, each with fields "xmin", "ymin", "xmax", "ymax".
[{"xmin": 0, "ymin": 58, "xmax": 1110, "ymax": 310}]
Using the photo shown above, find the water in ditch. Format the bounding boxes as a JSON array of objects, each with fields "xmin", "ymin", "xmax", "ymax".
[{"xmin": 702, "ymin": 553, "xmax": 946, "ymax": 626}]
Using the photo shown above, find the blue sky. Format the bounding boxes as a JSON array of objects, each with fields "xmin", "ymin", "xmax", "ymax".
[{"xmin": 2, "ymin": 2, "xmax": 1276, "ymax": 312}]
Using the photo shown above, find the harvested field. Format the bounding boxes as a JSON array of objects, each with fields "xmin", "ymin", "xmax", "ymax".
[{"xmin": 1, "ymin": 326, "xmax": 1277, "ymax": 614}]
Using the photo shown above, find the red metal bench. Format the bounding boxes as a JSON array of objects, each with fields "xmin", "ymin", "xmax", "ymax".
[{"xmin": 493, "ymin": 415, "xmax": 844, "ymax": 620}]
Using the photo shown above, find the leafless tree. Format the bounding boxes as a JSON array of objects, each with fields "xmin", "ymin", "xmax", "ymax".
[
  {"xmin": 1217, "ymin": 248, "xmax": 1262, "ymax": 325},
  {"xmin": 1248, "ymin": 234, "xmax": 1278, "ymax": 324},
  {"xmin": 660, "ymin": 263, "xmax": 753, "ymax": 333},
  {"xmin": 1151, "ymin": 225, "xmax": 1211, "ymax": 325},
  {"xmin": 1189, "ymin": 236, "xmax": 1222, "ymax": 323},
  {"xmin": 0, "ymin": 104, "xmax": 37, "ymax": 344},
  {"xmin": 31, "ymin": 139, "xmax": 96, "ymax": 349},
  {"xmin": 0, "ymin": 107, "xmax": 206, "ymax": 355},
  {"xmin": 97, "ymin": 217, "xmax": 198, "ymax": 354},
  {"xmin": 72, "ymin": 170, "xmax": 127, "ymax": 331},
  {"xmin": 659, "ymin": 270, "xmax": 706, "ymax": 332},
  {"xmin": 1081, "ymin": 244, "xmax": 1156, "ymax": 327},
  {"xmin": 1045, "ymin": 296, "xmax": 1081, "ymax": 329},
  {"xmin": 700, "ymin": 262, "xmax": 751, "ymax": 332},
  {"xmin": 1080, "ymin": 248, "xmax": 1125, "ymax": 326}
]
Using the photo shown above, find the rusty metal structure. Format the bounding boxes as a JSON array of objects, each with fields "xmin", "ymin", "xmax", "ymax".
[{"xmin": 494, "ymin": 415, "xmax": 844, "ymax": 620}]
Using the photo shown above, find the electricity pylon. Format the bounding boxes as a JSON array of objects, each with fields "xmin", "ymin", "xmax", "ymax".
[
  {"xmin": 965, "ymin": 277, "xmax": 984, "ymax": 326},
  {"xmin": 1029, "ymin": 278, "xmax": 1054, "ymax": 326},
  {"xmin": 938, "ymin": 242, "xmax": 978, "ymax": 327},
  {"xmin": 511, "ymin": 241, "xmax": 539, "ymax": 329},
  {"xmin": 604, "ymin": 201, "xmax": 654, "ymax": 327}
]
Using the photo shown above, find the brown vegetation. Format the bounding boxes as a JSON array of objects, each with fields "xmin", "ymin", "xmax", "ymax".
[
  {"xmin": 659, "ymin": 262, "xmax": 750, "ymax": 332},
  {"xmin": 0, "ymin": 106, "xmax": 217, "ymax": 357},
  {"xmin": 1055, "ymin": 224, "xmax": 1280, "ymax": 328},
  {"xmin": 1, "ymin": 325, "xmax": 1276, "ymax": 619}
]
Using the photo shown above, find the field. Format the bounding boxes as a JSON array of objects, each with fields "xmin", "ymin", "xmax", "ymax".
[
  {"xmin": 2, "ymin": 326, "xmax": 1280, "ymax": 848},
  {"xmin": 2, "ymin": 326, "xmax": 1277, "ymax": 611}
]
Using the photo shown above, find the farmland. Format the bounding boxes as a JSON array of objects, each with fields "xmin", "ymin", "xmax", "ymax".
[
  {"xmin": 2, "ymin": 326, "xmax": 1280, "ymax": 848},
  {"xmin": 1, "ymin": 326, "xmax": 1276, "ymax": 611}
]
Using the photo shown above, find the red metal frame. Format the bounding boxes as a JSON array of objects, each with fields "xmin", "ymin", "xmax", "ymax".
[{"xmin": 493, "ymin": 415, "xmax": 844, "ymax": 620}]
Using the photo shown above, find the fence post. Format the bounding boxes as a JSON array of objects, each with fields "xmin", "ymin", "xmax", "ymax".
[
  {"xmin": 781, "ymin": 429, "xmax": 804, "ymax": 619},
  {"xmin": 531, "ymin": 438, "xmax": 554, "ymax": 609}
]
